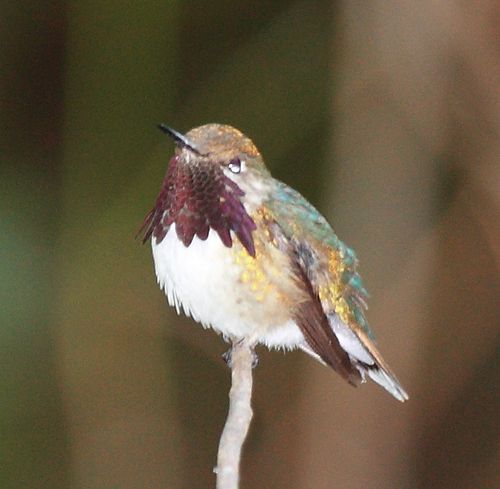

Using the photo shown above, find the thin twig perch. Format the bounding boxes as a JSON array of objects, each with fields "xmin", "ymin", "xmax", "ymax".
[{"xmin": 215, "ymin": 341, "xmax": 254, "ymax": 489}]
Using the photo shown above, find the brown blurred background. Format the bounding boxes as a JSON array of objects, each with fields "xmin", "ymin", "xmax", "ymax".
[{"xmin": 1, "ymin": 1, "xmax": 499, "ymax": 488}]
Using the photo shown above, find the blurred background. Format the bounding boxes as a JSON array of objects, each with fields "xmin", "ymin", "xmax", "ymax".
[{"xmin": 1, "ymin": 1, "xmax": 499, "ymax": 488}]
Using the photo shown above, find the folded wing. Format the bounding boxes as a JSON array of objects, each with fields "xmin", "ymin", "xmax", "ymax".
[{"xmin": 265, "ymin": 181, "xmax": 408, "ymax": 401}]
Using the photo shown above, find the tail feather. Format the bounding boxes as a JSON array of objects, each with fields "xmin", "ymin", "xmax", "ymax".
[
  {"xmin": 364, "ymin": 366, "xmax": 409, "ymax": 402},
  {"xmin": 301, "ymin": 341, "xmax": 409, "ymax": 402}
]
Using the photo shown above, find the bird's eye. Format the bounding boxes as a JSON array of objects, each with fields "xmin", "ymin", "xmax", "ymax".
[{"xmin": 228, "ymin": 158, "xmax": 242, "ymax": 174}]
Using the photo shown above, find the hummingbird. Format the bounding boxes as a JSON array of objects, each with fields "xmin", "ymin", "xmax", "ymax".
[{"xmin": 141, "ymin": 123, "xmax": 408, "ymax": 402}]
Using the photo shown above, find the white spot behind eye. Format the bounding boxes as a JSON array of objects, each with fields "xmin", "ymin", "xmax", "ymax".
[{"xmin": 228, "ymin": 158, "xmax": 245, "ymax": 174}]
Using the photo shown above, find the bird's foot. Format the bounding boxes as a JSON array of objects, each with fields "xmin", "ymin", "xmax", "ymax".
[
  {"xmin": 251, "ymin": 350, "xmax": 259, "ymax": 368},
  {"xmin": 221, "ymin": 348, "xmax": 233, "ymax": 368},
  {"xmin": 222, "ymin": 344, "xmax": 259, "ymax": 369}
]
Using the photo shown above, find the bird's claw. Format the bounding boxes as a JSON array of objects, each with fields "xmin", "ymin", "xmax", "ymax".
[
  {"xmin": 222, "ymin": 345, "xmax": 259, "ymax": 369},
  {"xmin": 222, "ymin": 349, "xmax": 233, "ymax": 368},
  {"xmin": 251, "ymin": 350, "xmax": 259, "ymax": 368}
]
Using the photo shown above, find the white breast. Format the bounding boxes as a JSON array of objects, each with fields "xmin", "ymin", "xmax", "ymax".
[{"xmin": 151, "ymin": 225, "xmax": 304, "ymax": 348}]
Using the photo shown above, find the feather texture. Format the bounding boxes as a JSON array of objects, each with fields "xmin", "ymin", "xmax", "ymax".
[
  {"xmin": 264, "ymin": 181, "xmax": 408, "ymax": 401},
  {"xmin": 143, "ymin": 123, "xmax": 408, "ymax": 401}
]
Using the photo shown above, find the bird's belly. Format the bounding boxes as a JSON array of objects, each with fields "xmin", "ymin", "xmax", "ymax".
[{"xmin": 152, "ymin": 226, "xmax": 303, "ymax": 347}]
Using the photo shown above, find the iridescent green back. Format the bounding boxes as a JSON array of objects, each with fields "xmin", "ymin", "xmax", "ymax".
[{"xmin": 265, "ymin": 180, "xmax": 374, "ymax": 340}]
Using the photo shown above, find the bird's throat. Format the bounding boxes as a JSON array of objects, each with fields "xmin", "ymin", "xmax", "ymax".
[{"xmin": 141, "ymin": 156, "xmax": 257, "ymax": 257}]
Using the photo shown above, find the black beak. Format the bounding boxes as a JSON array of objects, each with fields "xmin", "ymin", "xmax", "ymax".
[{"xmin": 157, "ymin": 124, "xmax": 203, "ymax": 155}]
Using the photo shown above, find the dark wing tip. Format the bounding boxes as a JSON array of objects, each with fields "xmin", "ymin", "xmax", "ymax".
[
  {"xmin": 292, "ymin": 253, "xmax": 361, "ymax": 385},
  {"xmin": 136, "ymin": 209, "xmax": 155, "ymax": 244}
]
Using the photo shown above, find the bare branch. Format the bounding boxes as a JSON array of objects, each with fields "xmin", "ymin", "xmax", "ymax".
[{"xmin": 215, "ymin": 341, "xmax": 254, "ymax": 489}]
